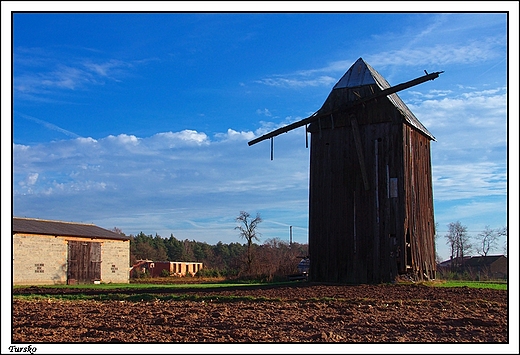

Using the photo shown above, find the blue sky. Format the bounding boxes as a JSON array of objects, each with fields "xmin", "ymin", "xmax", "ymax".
[
  {"xmin": 1, "ymin": 3, "xmax": 519, "ymax": 354},
  {"xmin": 3, "ymin": 5, "xmax": 518, "ymax": 265}
]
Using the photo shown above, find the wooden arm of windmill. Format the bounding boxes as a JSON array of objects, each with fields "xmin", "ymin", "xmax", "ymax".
[{"xmin": 248, "ymin": 70, "xmax": 443, "ymax": 146}]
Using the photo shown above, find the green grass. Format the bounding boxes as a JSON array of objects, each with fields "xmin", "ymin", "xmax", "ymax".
[
  {"xmin": 13, "ymin": 279, "xmax": 507, "ymax": 302},
  {"xmin": 13, "ymin": 281, "xmax": 271, "ymax": 290},
  {"xmin": 425, "ymin": 280, "xmax": 507, "ymax": 290},
  {"xmin": 13, "ymin": 280, "xmax": 507, "ymax": 303},
  {"xmin": 13, "ymin": 293, "xmax": 281, "ymax": 303}
]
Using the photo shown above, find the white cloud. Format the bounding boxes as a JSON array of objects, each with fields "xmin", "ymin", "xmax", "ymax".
[
  {"xmin": 214, "ymin": 129, "xmax": 255, "ymax": 142},
  {"xmin": 369, "ymin": 41, "xmax": 501, "ymax": 68},
  {"xmin": 12, "ymin": 126, "xmax": 310, "ymax": 243},
  {"xmin": 17, "ymin": 173, "xmax": 38, "ymax": 189},
  {"xmin": 83, "ymin": 59, "xmax": 132, "ymax": 78},
  {"xmin": 76, "ymin": 137, "xmax": 98, "ymax": 144},
  {"xmin": 150, "ymin": 130, "xmax": 209, "ymax": 150},
  {"xmin": 432, "ymin": 162, "xmax": 506, "ymax": 201},
  {"xmin": 407, "ymin": 86, "xmax": 506, "ymax": 155},
  {"xmin": 105, "ymin": 134, "xmax": 140, "ymax": 145},
  {"xmin": 26, "ymin": 173, "xmax": 38, "ymax": 185},
  {"xmin": 256, "ymin": 108, "xmax": 272, "ymax": 117},
  {"xmin": 254, "ymin": 14, "xmax": 505, "ymax": 92},
  {"xmin": 257, "ymin": 39, "xmax": 496, "ymax": 88},
  {"xmin": 14, "ymin": 48, "xmax": 140, "ymax": 98},
  {"xmin": 404, "ymin": 85, "xmax": 508, "ymax": 214},
  {"xmin": 12, "ymin": 76, "xmax": 508, "ymax": 246},
  {"xmin": 408, "ymin": 89, "xmax": 453, "ymax": 99},
  {"xmin": 256, "ymin": 75, "xmax": 337, "ymax": 88}
]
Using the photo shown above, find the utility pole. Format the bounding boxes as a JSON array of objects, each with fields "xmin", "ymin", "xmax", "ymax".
[{"xmin": 290, "ymin": 226, "xmax": 293, "ymax": 245}]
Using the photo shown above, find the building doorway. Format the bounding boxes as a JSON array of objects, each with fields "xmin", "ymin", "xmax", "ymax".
[{"xmin": 67, "ymin": 241, "xmax": 101, "ymax": 283}]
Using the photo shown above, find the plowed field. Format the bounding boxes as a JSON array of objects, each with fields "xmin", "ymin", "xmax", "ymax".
[{"xmin": 12, "ymin": 283, "xmax": 508, "ymax": 343}]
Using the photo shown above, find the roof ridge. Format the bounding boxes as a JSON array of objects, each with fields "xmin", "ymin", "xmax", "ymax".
[
  {"xmin": 13, "ymin": 216, "xmax": 129, "ymax": 241},
  {"xmin": 13, "ymin": 216, "xmax": 95, "ymax": 226}
]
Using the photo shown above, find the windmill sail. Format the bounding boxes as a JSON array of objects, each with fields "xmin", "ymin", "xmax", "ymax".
[{"xmin": 248, "ymin": 59, "xmax": 442, "ymax": 146}]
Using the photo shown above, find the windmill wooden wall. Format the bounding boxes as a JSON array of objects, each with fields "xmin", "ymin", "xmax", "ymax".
[
  {"xmin": 307, "ymin": 82, "xmax": 436, "ymax": 284},
  {"xmin": 248, "ymin": 58, "xmax": 440, "ymax": 284}
]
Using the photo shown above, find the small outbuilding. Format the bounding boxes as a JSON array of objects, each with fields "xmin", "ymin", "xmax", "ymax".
[
  {"xmin": 437, "ymin": 255, "xmax": 508, "ymax": 280},
  {"xmin": 464, "ymin": 255, "xmax": 507, "ymax": 279},
  {"xmin": 13, "ymin": 217, "xmax": 130, "ymax": 285}
]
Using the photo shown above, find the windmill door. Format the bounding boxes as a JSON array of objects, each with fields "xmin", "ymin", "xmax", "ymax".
[{"xmin": 67, "ymin": 241, "xmax": 101, "ymax": 283}]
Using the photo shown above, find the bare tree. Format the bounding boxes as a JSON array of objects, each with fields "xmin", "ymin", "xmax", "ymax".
[
  {"xmin": 434, "ymin": 222, "xmax": 444, "ymax": 263},
  {"xmin": 498, "ymin": 226, "xmax": 508, "ymax": 257},
  {"xmin": 445, "ymin": 221, "xmax": 471, "ymax": 269},
  {"xmin": 473, "ymin": 225, "xmax": 508, "ymax": 257},
  {"xmin": 497, "ymin": 226, "xmax": 508, "ymax": 239},
  {"xmin": 474, "ymin": 226, "xmax": 499, "ymax": 256},
  {"xmin": 111, "ymin": 227, "xmax": 125, "ymax": 235},
  {"xmin": 235, "ymin": 211, "xmax": 262, "ymax": 273}
]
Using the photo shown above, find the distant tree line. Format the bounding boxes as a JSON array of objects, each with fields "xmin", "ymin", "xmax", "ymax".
[
  {"xmin": 109, "ymin": 211, "xmax": 309, "ymax": 280},
  {"xmin": 118, "ymin": 230, "xmax": 307, "ymax": 281}
]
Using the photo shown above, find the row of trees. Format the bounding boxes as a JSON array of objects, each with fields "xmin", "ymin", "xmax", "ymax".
[
  {"xmin": 121, "ymin": 211, "xmax": 307, "ymax": 280},
  {"xmin": 119, "ymin": 213, "xmax": 507, "ymax": 280},
  {"xmin": 441, "ymin": 221, "xmax": 508, "ymax": 267}
]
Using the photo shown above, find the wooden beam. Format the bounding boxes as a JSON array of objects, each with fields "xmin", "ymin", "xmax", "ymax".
[
  {"xmin": 248, "ymin": 114, "xmax": 318, "ymax": 146},
  {"xmin": 248, "ymin": 70, "xmax": 443, "ymax": 147},
  {"xmin": 305, "ymin": 124, "xmax": 309, "ymax": 148},
  {"xmin": 351, "ymin": 119, "xmax": 370, "ymax": 191}
]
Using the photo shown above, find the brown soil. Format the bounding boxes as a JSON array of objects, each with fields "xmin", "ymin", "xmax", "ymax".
[{"xmin": 12, "ymin": 283, "xmax": 508, "ymax": 343}]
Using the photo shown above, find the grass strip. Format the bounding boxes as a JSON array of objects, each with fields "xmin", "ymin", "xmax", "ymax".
[
  {"xmin": 13, "ymin": 293, "xmax": 282, "ymax": 303},
  {"xmin": 423, "ymin": 280, "xmax": 507, "ymax": 290}
]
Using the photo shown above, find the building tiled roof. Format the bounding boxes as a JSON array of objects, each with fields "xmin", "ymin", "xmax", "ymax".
[
  {"xmin": 464, "ymin": 255, "xmax": 506, "ymax": 267},
  {"xmin": 13, "ymin": 217, "xmax": 130, "ymax": 241},
  {"xmin": 438, "ymin": 255, "xmax": 506, "ymax": 267}
]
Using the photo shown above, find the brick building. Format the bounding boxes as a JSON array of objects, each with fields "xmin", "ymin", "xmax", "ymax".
[
  {"xmin": 131, "ymin": 260, "xmax": 203, "ymax": 278},
  {"xmin": 13, "ymin": 217, "xmax": 130, "ymax": 285}
]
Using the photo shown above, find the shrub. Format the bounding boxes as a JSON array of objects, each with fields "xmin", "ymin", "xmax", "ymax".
[
  {"xmin": 132, "ymin": 269, "xmax": 150, "ymax": 279},
  {"xmin": 196, "ymin": 268, "xmax": 221, "ymax": 278}
]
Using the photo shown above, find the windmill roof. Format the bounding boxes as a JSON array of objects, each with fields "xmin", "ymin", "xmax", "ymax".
[
  {"xmin": 12, "ymin": 217, "xmax": 129, "ymax": 241},
  {"xmin": 333, "ymin": 58, "xmax": 379, "ymax": 89},
  {"xmin": 326, "ymin": 58, "xmax": 435, "ymax": 140}
]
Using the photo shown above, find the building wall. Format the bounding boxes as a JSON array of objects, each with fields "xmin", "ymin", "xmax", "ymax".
[
  {"xmin": 170, "ymin": 262, "xmax": 203, "ymax": 277},
  {"xmin": 100, "ymin": 239, "xmax": 130, "ymax": 283},
  {"xmin": 490, "ymin": 257, "xmax": 508, "ymax": 278},
  {"xmin": 309, "ymin": 118, "xmax": 405, "ymax": 283},
  {"xmin": 402, "ymin": 126, "xmax": 437, "ymax": 280},
  {"xmin": 13, "ymin": 233, "xmax": 129, "ymax": 285},
  {"xmin": 13, "ymin": 234, "xmax": 68, "ymax": 285}
]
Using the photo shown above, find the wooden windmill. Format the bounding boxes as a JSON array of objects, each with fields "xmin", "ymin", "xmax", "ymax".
[{"xmin": 249, "ymin": 58, "xmax": 443, "ymax": 283}]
